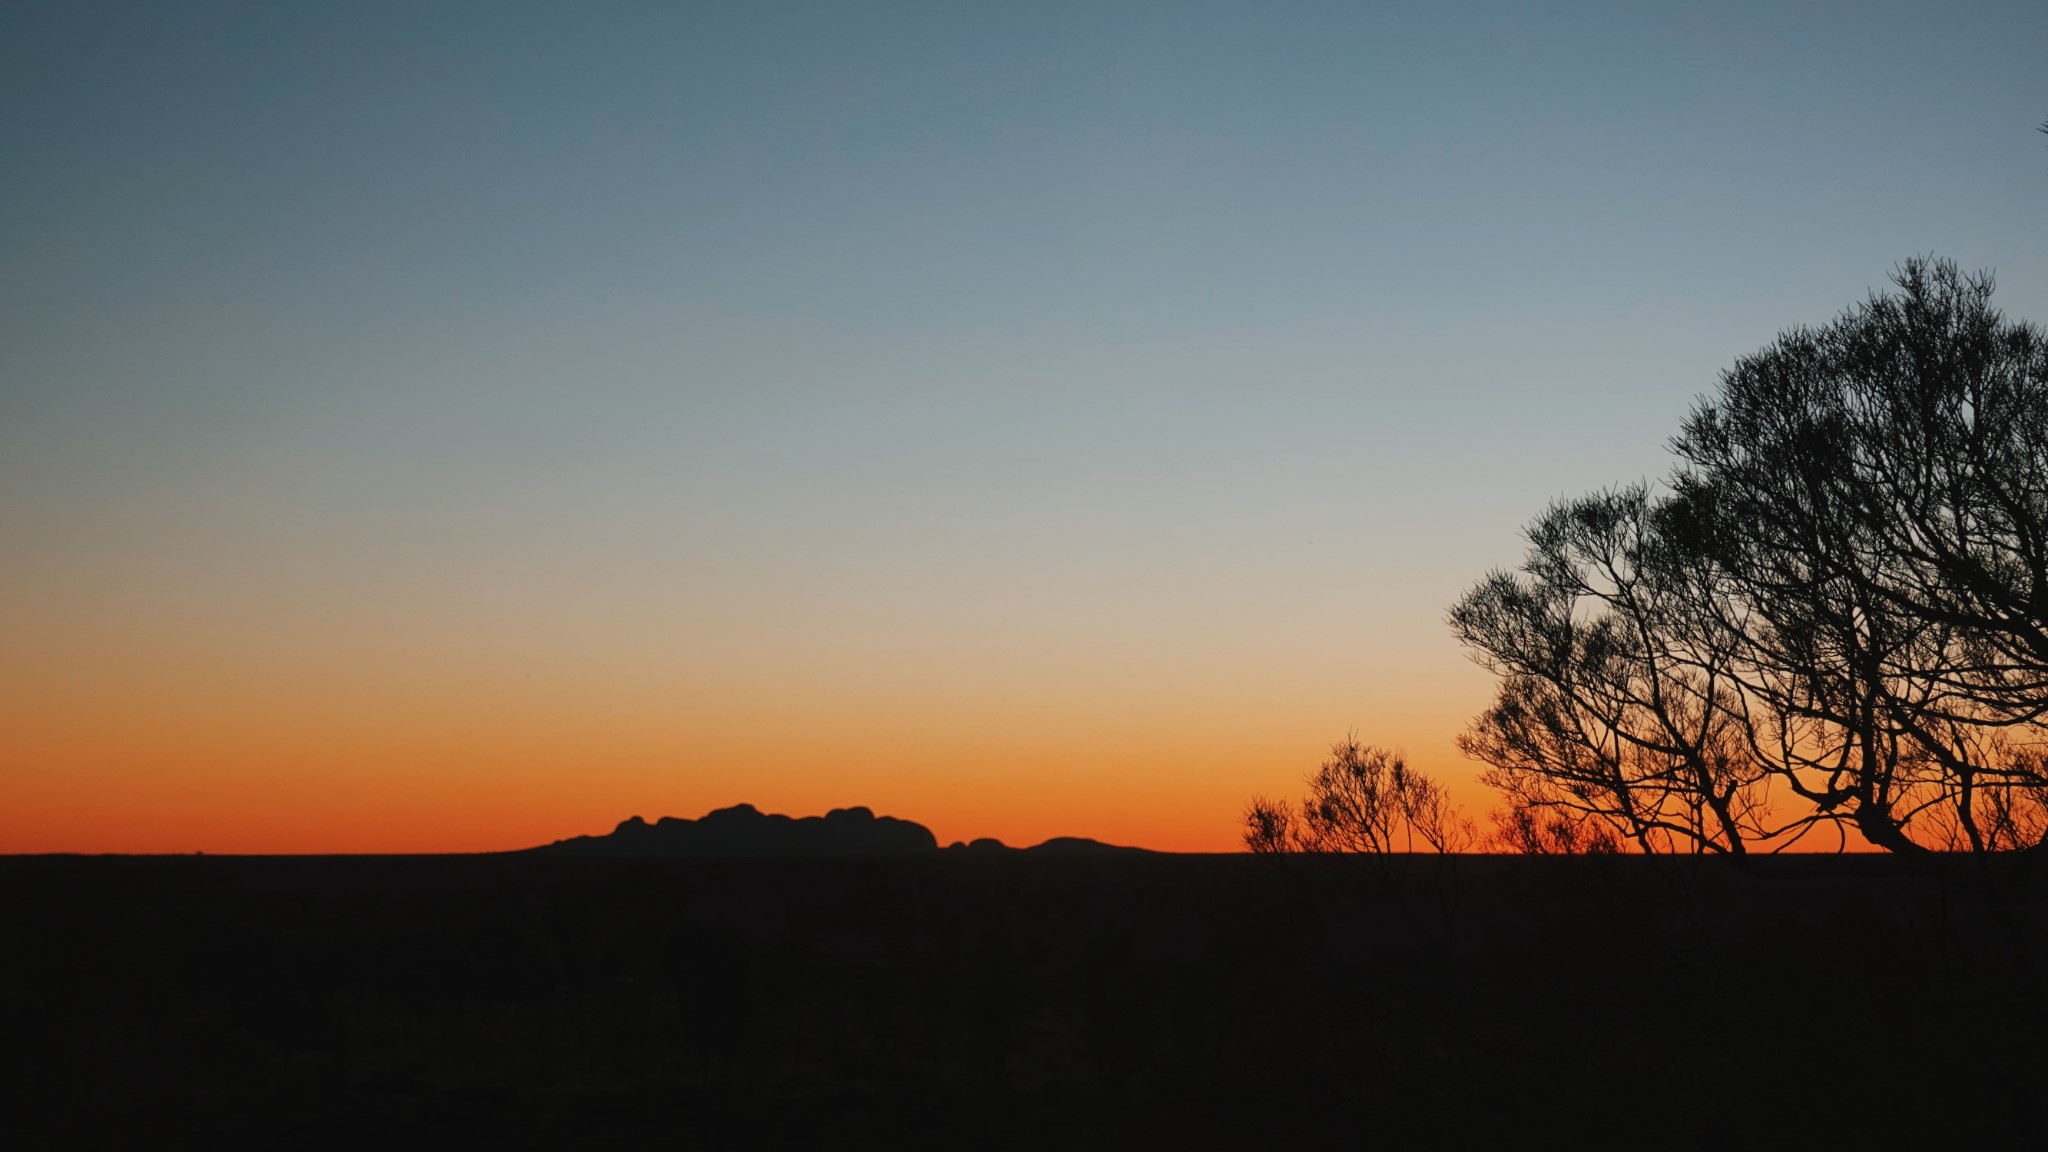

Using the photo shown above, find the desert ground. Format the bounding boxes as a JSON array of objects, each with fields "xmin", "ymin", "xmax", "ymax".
[{"xmin": 7, "ymin": 852, "xmax": 2047, "ymax": 1146}]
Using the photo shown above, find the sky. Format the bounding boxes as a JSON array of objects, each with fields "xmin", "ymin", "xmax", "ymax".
[{"xmin": 3, "ymin": 1, "xmax": 2045, "ymax": 853}]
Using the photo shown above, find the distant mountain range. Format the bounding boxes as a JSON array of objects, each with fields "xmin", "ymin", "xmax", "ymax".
[{"xmin": 528, "ymin": 803, "xmax": 1148, "ymax": 857}]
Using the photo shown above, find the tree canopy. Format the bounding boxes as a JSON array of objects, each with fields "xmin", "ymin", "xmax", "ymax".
[{"xmin": 1455, "ymin": 258, "xmax": 2048, "ymax": 854}]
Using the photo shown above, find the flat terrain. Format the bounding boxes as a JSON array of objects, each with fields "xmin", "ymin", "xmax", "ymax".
[{"xmin": 7, "ymin": 853, "xmax": 2048, "ymax": 1146}]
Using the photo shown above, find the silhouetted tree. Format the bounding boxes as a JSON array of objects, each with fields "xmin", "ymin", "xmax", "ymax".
[
  {"xmin": 1244, "ymin": 738, "xmax": 1474, "ymax": 853},
  {"xmin": 1454, "ymin": 258, "xmax": 2048, "ymax": 855},
  {"xmin": 1242, "ymin": 794, "xmax": 1296, "ymax": 854},
  {"xmin": 1450, "ymin": 486, "xmax": 1767, "ymax": 854},
  {"xmin": 1671, "ymin": 258, "xmax": 2048, "ymax": 853},
  {"xmin": 1487, "ymin": 800, "xmax": 1622, "ymax": 854}
]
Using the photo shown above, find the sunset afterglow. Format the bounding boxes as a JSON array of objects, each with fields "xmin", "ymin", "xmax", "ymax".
[{"xmin": 5, "ymin": 2, "xmax": 2045, "ymax": 853}]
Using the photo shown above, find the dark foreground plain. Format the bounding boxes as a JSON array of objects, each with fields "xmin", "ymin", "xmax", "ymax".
[{"xmin": 7, "ymin": 853, "xmax": 2048, "ymax": 1147}]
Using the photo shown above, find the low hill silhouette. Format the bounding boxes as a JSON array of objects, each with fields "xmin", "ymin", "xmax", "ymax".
[
  {"xmin": 944, "ymin": 835, "xmax": 1147, "ymax": 855},
  {"xmin": 529, "ymin": 804, "xmax": 1148, "ymax": 856}
]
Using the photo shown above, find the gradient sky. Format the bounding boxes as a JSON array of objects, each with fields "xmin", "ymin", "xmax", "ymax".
[{"xmin": 4, "ymin": 1, "xmax": 2045, "ymax": 853}]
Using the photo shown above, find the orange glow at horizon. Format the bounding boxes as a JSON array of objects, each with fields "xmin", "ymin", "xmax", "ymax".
[
  {"xmin": 1, "ymin": 705, "xmax": 1501, "ymax": 855},
  {"xmin": 1, "ymin": 582, "xmax": 1502, "ymax": 854}
]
